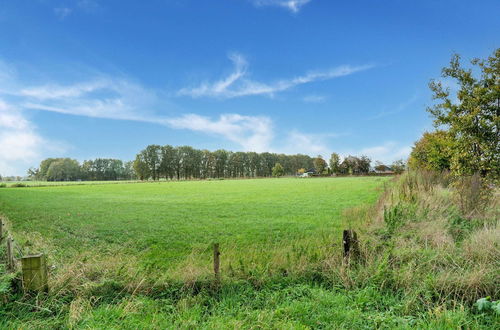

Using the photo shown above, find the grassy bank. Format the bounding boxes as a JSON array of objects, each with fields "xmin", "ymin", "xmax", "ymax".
[{"xmin": 0, "ymin": 174, "xmax": 498, "ymax": 328}]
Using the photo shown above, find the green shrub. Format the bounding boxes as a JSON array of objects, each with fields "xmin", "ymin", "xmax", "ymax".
[
  {"xmin": 9, "ymin": 183, "xmax": 27, "ymax": 188},
  {"xmin": 0, "ymin": 183, "xmax": 6, "ymax": 188}
]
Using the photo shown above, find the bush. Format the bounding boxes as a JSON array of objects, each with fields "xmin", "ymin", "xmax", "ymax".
[
  {"xmin": 0, "ymin": 183, "xmax": 6, "ymax": 188},
  {"xmin": 9, "ymin": 183, "xmax": 27, "ymax": 188}
]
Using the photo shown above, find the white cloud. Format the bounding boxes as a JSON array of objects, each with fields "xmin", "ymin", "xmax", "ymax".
[
  {"xmin": 280, "ymin": 131, "xmax": 331, "ymax": 156},
  {"xmin": 357, "ymin": 142, "xmax": 411, "ymax": 164},
  {"xmin": 178, "ymin": 53, "xmax": 373, "ymax": 99},
  {"xmin": 164, "ymin": 113, "xmax": 274, "ymax": 152},
  {"xmin": 368, "ymin": 93, "xmax": 419, "ymax": 120},
  {"xmin": 252, "ymin": 0, "xmax": 312, "ymax": 13},
  {"xmin": 302, "ymin": 94, "xmax": 327, "ymax": 103},
  {"xmin": 54, "ymin": 7, "xmax": 72, "ymax": 19},
  {"xmin": 0, "ymin": 100, "xmax": 64, "ymax": 176},
  {"xmin": 20, "ymin": 78, "xmax": 159, "ymax": 122}
]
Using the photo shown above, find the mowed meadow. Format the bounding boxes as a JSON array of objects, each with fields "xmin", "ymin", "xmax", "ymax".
[{"xmin": 0, "ymin": 177, "xmax": 386, "ymax": 275}]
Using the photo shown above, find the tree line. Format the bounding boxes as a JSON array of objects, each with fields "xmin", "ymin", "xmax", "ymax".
[
  {"xmin": 28, "ymin": 158, "xmax": 136, "ymax": 181},
  {"xmin": 132, "ymin": 145, "xmax": 316, "ymax": 180},
  {"xmin": 24, "ymin": 147, "xmax": 403, "ymax": 182}
]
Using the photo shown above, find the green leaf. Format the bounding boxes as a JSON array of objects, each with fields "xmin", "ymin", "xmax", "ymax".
[
  {"xmin": 491, "ymin": 301, "xmax": 500, "ymax": 315},
  {"xmin": 475, "ymin": 297, "xmax": 492, "ymax": 312}
]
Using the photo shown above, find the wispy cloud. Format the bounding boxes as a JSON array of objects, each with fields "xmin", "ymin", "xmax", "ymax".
[
  {"xmin": 20, "ymin": 78, "xmax": 160, "ymax": 122},
  {"xmin": 251, "ymin": 0, "xmax": 312, "ymax": 13},
  {"xmin": 279, "ymin": 131, "xmax": 333, "ymax": 156},
  {"xmin": 368, "ymin": 93, "xmax": 419, "ymax": 120},
  {"xmin": 52, "ymin": 0, "xmax": 101, "ymax": 20},
  {"xmin": 357, "ymin": 142, "xmax": 411, "ymax": 164},
  {"xmin": 302, "ymin": 94, "xmax": 327, "ymax": 103},
  {"xmin": 178, "ymin": 53, "xmax": 373, "ymax": 99},
  {"xmin": 163, "ymin": 114, "xmax": 274, "ymax": 152},
  {"xmin": 54, "ymin": 7, "xmax": 72, "ymax": 19},
  {"xmin": 0, "ymin": 100, "xmax": 64, "ymax": 175}
]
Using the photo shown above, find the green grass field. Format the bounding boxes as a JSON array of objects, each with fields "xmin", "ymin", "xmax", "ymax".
[
  {"xmin": 0, "ymin": 177, "xmax": 386, "ymax": 272},
  {"xmin": 1, "ymin": 175, "xmax": 497, "ymax": 328}
]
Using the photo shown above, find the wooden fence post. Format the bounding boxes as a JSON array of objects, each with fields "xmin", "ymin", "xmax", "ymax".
[
  {"xmin": 21, "ymin": 254, "xmax": 49, "ymax": 293},
  {"xmin": 213, "ymin": 243, "xmax": 220, "ymax": 282},
  {"xmin": 0, "ymin": 219, "xmax": 4, "ymax": 243},
  {"xmin": 6, "ymin": 236, "xmax": 16, "ymax": 272},
  {"xmin": 6, "ymin": 236, "xmax": 14, "ymax": 270},
  {"xmin": 343, "ymin": 230, "xmax": 360, "ymax": 264}
]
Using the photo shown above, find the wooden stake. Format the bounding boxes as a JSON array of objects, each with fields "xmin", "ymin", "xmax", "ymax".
[
  {"xmin": 343, "ymin": 230, "xmax": 360, "ymax": 263},
  {"xmin": 213, "ymin": 243, "xmax": 220, "ymax": 282},
  {"xmin": 6, "ymin": 236, "xmax": 15, "ymax": 272},
  {"xmin": 0, "ymin": 219, "xmax": 3, "ymax": 243},
  {"xmin": 21, "ymin": 254, "xmax": 49, "ymax": 293}
]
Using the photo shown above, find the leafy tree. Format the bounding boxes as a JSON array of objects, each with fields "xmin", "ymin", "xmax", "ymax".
[
  {"xmin": 272, "ymin": 162, "xmax": 285, "ymax": 177},
  {"xmin": 374, "ymin": 161, "xmax": 387, "ymax": 172},
  {"xmin": 313, "ymin": 155, "xmax": 327, "ymax": 175},
  {"xmin": 428, "ymin": 49, "xmax": 500, "ymax": 178},
  {"xmin": 46, "ymin": 158, "xmax": 81, "ymax": 181},
  {"xmin": 408, "ymin": 130, "xmax": 453, "ymax": 172},
  {"xmin": 133, "ymin": 153, "xmax": 150, "ymax": 180},
  {"xmin": 339, "ymin": 155, "xmax": 371, "ymax": 175},
  {"xmin": 38, "ymin": 158, "xmax": 59, "ymax": 180},
  {"xmin": 357, "ymin": 156, "xmax": 371, "ymax": 174},
  {"xmin": 27, "ymin": 167, "xmax": 39, "ymax": 179},
  {"xmin": 123, "ymin": 161, "xmax": 136, "ymax": 180},
  {"xmin": 391, "ymin": 159, "xmax": 406, "ymax": 174},
  {"xmin": 329, "ymin": 152, "xmax": 341, "ymax": 174},
  {"xmin": 144, "ymin": 145, "xmax": 162, "ymax": 180}
]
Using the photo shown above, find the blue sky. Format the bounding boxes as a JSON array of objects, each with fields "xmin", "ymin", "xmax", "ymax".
[{"xmin": 0, "ymin": 0, "xmax": 499, "ymax": 175}]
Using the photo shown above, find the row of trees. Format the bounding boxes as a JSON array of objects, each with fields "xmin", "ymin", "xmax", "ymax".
[
  {"xmin": 133, "ymin": 145, "xmax": 316, "ymax": 180},
  {"xmin": 26, "ymin": 148, "xmax": 406, "ymax": 182},
  {"xmin": 409, "ymin": 48, "xmax": 499, "ymax": 180},
  {"xmin": 26, "ymin": 150, "xmax": 402, "ymax": 182},
  {"xmin": 29, "ymin": 158, "xmax": 136, "ymax": 181},
  {"xmin": 132, "ymin": 145, "xmax": 401, "ymax": 180}
]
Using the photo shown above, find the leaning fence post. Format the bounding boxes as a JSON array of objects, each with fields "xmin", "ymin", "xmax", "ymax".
[
  {"xmin": 21, "ymin": 254, "xmax": 49, "ymax": 293},
  {"xmin": 213, "ymin": 243, "xmax": 221, "ymax": 282},
  {"xmin": 343, "ymin": 230, "xmax": 360, "ymax": 264},
  {"xmin": 6, "ymin": 236, "xmax": 16, "ymax": 272},
  {"xmin": 0, "ymin": 219, "xmax": 4, "ymax": 243}
]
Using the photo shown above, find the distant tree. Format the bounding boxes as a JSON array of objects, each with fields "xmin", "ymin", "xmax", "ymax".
[
  {"xmin": 144, "ymin": 145, "xmax": 162, "ymax": 180},
  {"xmin": 427, "ymin": 49, "xmax": 500, "ymax": 178},
  {"xmin": 27, "ymin": 167, "xmax": 39, "ymax": 180},
  {"xmin": 329, "ymin": 152, "xmax": 341, "ymax": 175},
  {"xmin": 46, "ymin": 158, "xmax": 81, "ymax": 181},
  {"xmin": 313, "ymin": 156, "xmax": 327, "ymax": 175},
  {"xmin": 374, "ymin": 161, "xmax": 387, "ymax": 172},
  {"xmin": 38, "ymin": 158, "xmax": 59, "ymax": 180},
  {"xmin": 213, "ymin": 149, "xmax": 228, "ymax": 178},
  {"xmin": 297, "ymin": 168, "xmax": 306, "ymax": 175},
  {"xmin": 391, "ymin": 159, "xmax": 406, "ymax": 174},
  {"xmin": 357, "ymin": 156, "xmax": 371, "ymax": 174},
  {"xmin": 160, "ymin": 145, "xmax": 177, "ymax": 179},
  {"xmin": 133, "ymin": 153, "xmax": 150, "ymax": 180},
  {"xmin": 408, "ymin": 130, "xmax": 453, "ymax": 172},
  {"xmin": 123, "ymin": 161, "xmax": 136, "ymax": 180},
  {"xmin": 272, "ymin": 162, "xmax": 285, "ymax": 177}
]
